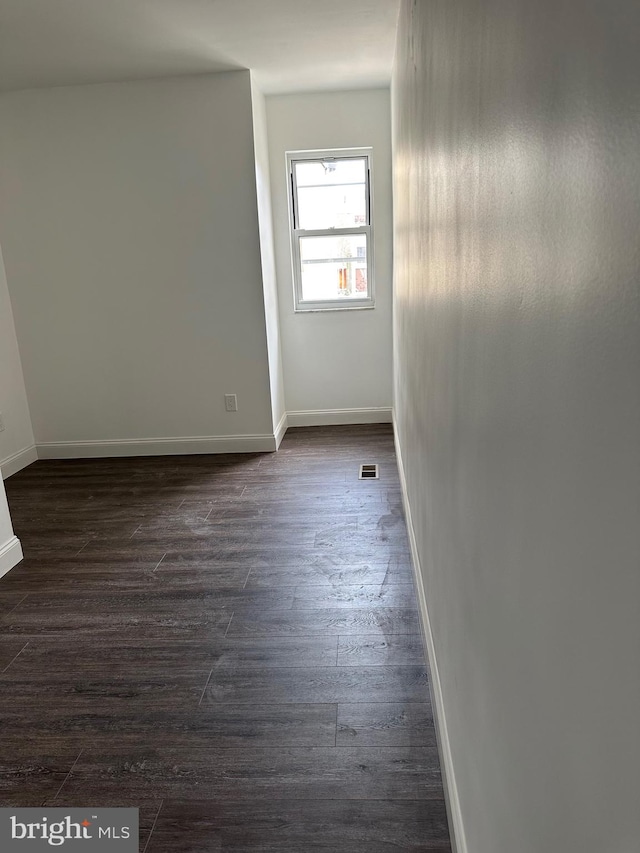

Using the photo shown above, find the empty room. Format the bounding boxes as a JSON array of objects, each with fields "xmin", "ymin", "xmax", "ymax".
[{"xmin": 0, "ymin": 2, "xmax": 638, "ymax": 852}]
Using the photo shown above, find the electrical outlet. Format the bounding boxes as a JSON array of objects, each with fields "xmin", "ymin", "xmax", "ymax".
[
  {"xmin": 0, "ymin": 412, "xmax": 5, "ymax": 432},
  {"xmin": 224, "ymin": 394, "xmax": 238, "ymax": 412}
]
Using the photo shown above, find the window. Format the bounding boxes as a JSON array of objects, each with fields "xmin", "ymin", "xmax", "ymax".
[{"xmin": 287, "ymin": 148, "xmax": 374, "ymax": 311}]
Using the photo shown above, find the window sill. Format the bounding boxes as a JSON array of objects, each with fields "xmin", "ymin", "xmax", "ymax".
[{"xmin": 294, "ymin": 302, "xmax": 375, "ymax": 313}]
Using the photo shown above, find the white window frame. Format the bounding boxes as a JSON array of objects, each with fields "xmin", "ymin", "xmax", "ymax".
[{"xmin": 286, "ymin": 147, "xmax": 375, "ymax": 312}]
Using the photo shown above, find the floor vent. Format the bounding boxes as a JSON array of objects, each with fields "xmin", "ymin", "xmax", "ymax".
[{"xmin": 359, "ymin": 463, "xmax": 379, "ymax": 480}]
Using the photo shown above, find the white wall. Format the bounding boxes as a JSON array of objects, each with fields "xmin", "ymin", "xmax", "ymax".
[
  {"xmin": 392, "ymin": 2, "xmax": 640, "ymax": 853},
  {"xmin": 0, "ymin": 246, "xmax": 25, "ymax": 571},
  {"xmin": 267, "ymin": 89, "xmax": 393, "ymax": 420},
  {"xmin": 250, "ymin": 78, "xmax": 286, "ymax": 440},
  {"xmin": 0, "ymin": 241, "xmax": 35, "ymax": 477},
  {"xmin": 0, "ymin": 71, "xmax": 276, "ymax": 456},
  {"xmin": 0, "ymin": 473, "xmax": 22, "ymax": 579},
  {"xmin": 0, "ymin": 252, "xmax": 24, "ymax": 566},
  {"xmin": 0, "ymin": 479, "xmax": 14, "ymax": 546}
]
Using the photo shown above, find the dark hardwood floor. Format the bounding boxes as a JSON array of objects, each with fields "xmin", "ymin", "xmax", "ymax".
[{"xmin": 0, "ymin": 424, "xmax": 451, "ymax": 852}]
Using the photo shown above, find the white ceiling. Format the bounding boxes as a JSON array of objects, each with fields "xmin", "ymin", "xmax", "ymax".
[{"xmin": 0, "ymin": 0, "xmax": 401, "ymax": 95}]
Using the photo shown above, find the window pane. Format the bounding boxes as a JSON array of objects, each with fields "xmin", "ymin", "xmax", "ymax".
[
  {"xmin": 294, "ymin": 158, "xmax": 367, "ymax": 230},
  {"xmin": 295, "ymin": 158, "xmax": 365, "ymax": 187},
  {"xmin": 299, "ymin": 234, "xmax": 368, "ymax": 302}
]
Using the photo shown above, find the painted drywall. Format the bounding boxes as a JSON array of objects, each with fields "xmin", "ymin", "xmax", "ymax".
[
  {"xmin": 0, "ymin": 479, "xmax": 14, "ymax": 544},
  {"xmin": 0, "ymin": 343, "xmax": 22, "ymax": 568},
  {"xmin": 0, "ymin": 240, "xmax": 35, "ymax": 477},
  {"xmin": 0, "ymin": 473, "xmax": 22, "ymax": 579},
  {"xmin": 266, "ymin": 89, "xmax": 393, "ymax": 416},
  {"xmin": 0, "ymin": 72, "xmax": 275, "ymax": 453},
  {"xmin": 392, "ymin": 2, "xmax": 640, "ymax": 852},
  {"xmin": 250, "ymin": 78, "xmax": 286, "ymax": 438}
]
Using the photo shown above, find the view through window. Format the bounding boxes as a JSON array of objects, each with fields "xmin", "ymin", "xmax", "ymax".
[{"xmin": 287, "ymin": 149, "xmax": 374, "ymax": 311}]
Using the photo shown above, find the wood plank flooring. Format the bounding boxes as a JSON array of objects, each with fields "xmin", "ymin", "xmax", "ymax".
[{"xmin": 0, "ymin": 424, "xmax": 451, "ymax": 852}]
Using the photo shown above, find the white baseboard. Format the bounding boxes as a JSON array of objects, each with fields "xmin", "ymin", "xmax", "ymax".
[
  {"xmin": 393, "ymin": 415, "xmax": 467, "ymax": 853},
  {"xmin": 0, "ymin": 535, "xmax": 23, "ymax": 579},
  {"xmin": 286, "ymin": 407, "xmax": 392, "ymax": 428},
  {"xmin": 274, "ymin": 413, "xmax": 288, "ymax": 449},
  {"xmin": 37, "ymin": 433, "xmax": 277, "ymax": 459},
  {"xmin": 1, "ymin": 444, "xmax": 38, "ymax": 480},
  {"xmin": 18, "ymin": 417, "xmax": 388, "ymax": 463}
]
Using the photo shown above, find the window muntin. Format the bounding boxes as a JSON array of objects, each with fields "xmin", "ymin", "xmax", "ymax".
[{"xmin": 288, "ymin": 149, "xmax": 374, "ymax": 311}]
